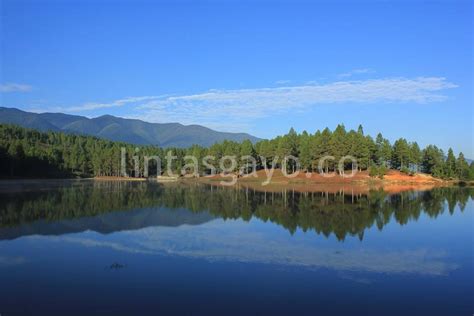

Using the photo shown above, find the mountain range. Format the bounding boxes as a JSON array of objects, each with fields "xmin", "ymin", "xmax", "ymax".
[{"xmin": 0, "ymin": 107, "xmax": 260, "ymax": 147}]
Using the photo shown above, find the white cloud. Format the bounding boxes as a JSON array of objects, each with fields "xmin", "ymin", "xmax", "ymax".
[
  {"xmin": 65, "ymin": 95, "xmax": 160, "ymax": 112},
  {"xmin": 275, "ymin": 79, "xmax": 291, "ymax": 85},
  {"xmin": 31, "ymin": 221, "xmax": 458, "ymax": 275},
  {"xmin": 338, "ymin": 68, "xmax": 376, "ymax": 78},
  {"xmin": 59, "ymin": 76, "xmax": 456, "ymax": 130},
  {"xmin": 137, "ymin": 77, "xmax": 456, "ymax": 125},
  {"xmin": 0, "ymin": 83, "xmax": 32, "ymax": 93}
]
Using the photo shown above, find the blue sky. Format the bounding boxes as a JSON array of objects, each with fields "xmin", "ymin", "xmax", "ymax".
[{"xmin": 1, "ymin": 0, "xmax": 472, "ymax": 156}]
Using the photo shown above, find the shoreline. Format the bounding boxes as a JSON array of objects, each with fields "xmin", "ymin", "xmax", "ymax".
[
  {"xmin": 93, "ymin": 169, "xmax": 471, "ymax": 189},
  {"xmin": 0, "ymin": 169, "xmax": 474, "ymax": 193}
]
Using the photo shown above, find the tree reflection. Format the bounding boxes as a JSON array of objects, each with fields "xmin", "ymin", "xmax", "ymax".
[{"xmin": 0, "ymin": 181, "xmax": 472, "ymax": 241}]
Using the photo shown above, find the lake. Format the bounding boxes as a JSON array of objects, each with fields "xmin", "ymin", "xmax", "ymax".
[{"xmin": 0, "ymin": 180, "xmax": 472, "ymax": 315}]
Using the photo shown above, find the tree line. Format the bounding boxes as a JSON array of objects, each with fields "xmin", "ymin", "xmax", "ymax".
[{"xmin": 0, "ymin": 123, "xmax": 473, "ymax": 180}]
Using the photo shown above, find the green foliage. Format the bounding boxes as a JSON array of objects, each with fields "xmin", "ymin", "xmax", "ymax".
[
  {"xmin": 369, "ymin": 164, "xmax": 378, "ymax": 177},
  {"xmin": 369, "ymin": 164, "xmax": 388, "ymax": 178},
  {"xmin": 400, "ymin": 166, "xmax": 413, "ymax": 176},
  {"xmin": 311, "ymin": 128, "xmax": 332, "ymax": 172},
  {"xmin": 391, "ymin": 138, "xmax": 410, "ymax": 170},
  {"xmin": 298, "ymin": 131, "xmax": 312, "ymax": 171},
  {"xmin": 422, "ymin": 145, "xmax": 445, "ymax": 178},
  {"xmin": 0, "ymin": 124, "xmax": 162, "ymax": 178},
  {"xmin": 0, "ymin": 123, "xmax": 470, "ymax": 180},
  {"xmin": 1, "ymin": 182, "xmax": 470, "ymax": 242},
  {"xmin": 409, "ymin": 142, "xmax": 422, "ymax": 171},
  {"xmin": 469, "ymin": 162, "xmax": 474, "ymax": 181},
  {"xmin": 278, "ymin": 128, "xmax": 300, "ymax": 173},
  {"xmin": 378, "ymin": 165, "xmax": 388, "ymax": 178},
  {"xmin": 375, "ymin": 133, "xmax": 392, "ymax": 166},
  {"xmin": 455, "ymin": 152, "xmax": 469, "ymax": 180},
  {"xmin": 445, "ymin": 148, "xmax": 457, "ymax": 179},
  {"xmin": 328, "ymin": 124, "xmax": 347, "ymax": 172}
]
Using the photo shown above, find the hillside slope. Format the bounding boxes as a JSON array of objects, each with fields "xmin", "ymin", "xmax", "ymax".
[{"xmin": 0, "ymin": 107, "xmax": 260, "ymax": 147}]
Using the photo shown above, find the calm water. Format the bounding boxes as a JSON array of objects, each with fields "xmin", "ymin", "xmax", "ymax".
[{"xmin": 0, "ymin": 180, "xmax": 472, "ymax": 315}]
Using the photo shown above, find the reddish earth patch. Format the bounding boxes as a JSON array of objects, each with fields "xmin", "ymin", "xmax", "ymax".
[
  {"xmin": 197, "ymin": 169, "xmax": 447, "ymax": 194},
  {"xmin": 94, "ymin": 176, "xmax": 146, "ymax": 181},
  {"xmin": 93, "ymin": 169, "xmax": 450, "ymax": 195}
]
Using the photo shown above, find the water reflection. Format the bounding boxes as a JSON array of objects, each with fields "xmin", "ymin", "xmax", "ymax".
[
  {"xmin": 0, "ymin": 181, "xmax": 472, "ymax": 315},
  {"xmin": 41, "ymin": 224, "xmax": 457, "ymax": 276},
  {"xmin": 0, "ymin": 180, "xmax": 472, "ymax": 241}
]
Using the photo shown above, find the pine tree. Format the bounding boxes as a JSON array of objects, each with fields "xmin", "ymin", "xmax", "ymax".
[
  {"xmin": 469, "ymin": 162, "xmax": 474, "ymax": 180},
  {"xmin": 375, "ymin": 133, "xmax": 384, "ymax": 164},
  {"xmin": 445, "ymin": 148, "xmax": 456, "ymax": 179},
  {"xmin": 409, "ymin": 142, "xmax": 422, "ymax": 172},
  {"xmin": 365, "ymin": 135, "xmax": 376, "ymax": 170},
  {"xmin": 352, "ymin": 127, "xmax": 369, "ymax": 170},
  {"xmin": 255, "ymin": 139, "xmax": 274, "ymax": 169},
  {"xmin": 455, "ymin": 152, "xmax": 469, "ymax": 180},
  {"xmin": 312, "ymin": 128, "xmax": 332, "ymax": 172},
  {"xmin": 277, "ymin": 128, "xmax": 299, "ymax": 173},
  {"xmin": 329, "ymin": 124, "xmax": 347, "ymax": 173},
  {"xmin": 422, "ymin": 145, "xmax": 445, "ymax": 178},
  {"xmin": 240, "ymin": 139, "xmax": 256, "ymax": 174},
  {"xmin": 392, "ymin": 138, "xmax": 410, "ymax": 170},
  {"xmin": 298, "ymin": 131, "xmax": 312, "ymax": 171},
  {"xmin": 375, "ymin": 133, "xmax": 392, "ymax": 167},
  {"xmin": 346, "ymin": 130, "xmax": 358, "ymax": 170}
]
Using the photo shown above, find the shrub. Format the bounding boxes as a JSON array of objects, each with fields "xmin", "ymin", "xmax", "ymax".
[
  {"xmin": 400, "ymin": 166, "xmax": 411, "ymax": 175},
  {"xmin": 369, "ymin": 164, "xmax": 388, "ymax": 179},
  {"xmin": 378, "ymin": 165, "xmax": 388, "ymax": 179},
  {"xmin": 369, "ymin": 165, "xmax": 378, "ymax": 177}
]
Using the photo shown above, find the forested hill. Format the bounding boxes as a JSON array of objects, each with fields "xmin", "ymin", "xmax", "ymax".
[
  {"xmin": 1, "ymin": 123, "xmax": 473, "ymax": 180},
  {"xmin": 0, "ymin": 107, "xmax": 260, "ymax": 147}
]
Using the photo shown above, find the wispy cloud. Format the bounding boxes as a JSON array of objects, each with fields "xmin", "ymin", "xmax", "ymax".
[
  {"xmin": 33, "ymin": 221, "xmax": 458, "ymax": 275},
  {"xmin": 275, "ymin": 79, "xmax": 291, "ymax": 85},
  {"xmin": 0, "ymin": 83, "xmax": 33, "ymax": 93},
  {"xmin": 58, "ymin": 76, "xmax": 456, "ymax": 130},
  {"xmin": 66, "ymin": 96, "xmax": 160, "ymax": 112},
  {"xmin": 337, "ymin": 68, "xmax": 376, "ymax": 78},
  {"xmin": 137, "ymin": 77, "xmax": 456, "ymax": 125}
]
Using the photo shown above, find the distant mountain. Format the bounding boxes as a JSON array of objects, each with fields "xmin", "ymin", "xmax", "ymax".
[
  {"xmin": 0, "ymin": 206, "xmax": 214, "ymax": 241},
  {"xmin": 0, "ymin": 107, "xmax": 261, "ymax": 147}
]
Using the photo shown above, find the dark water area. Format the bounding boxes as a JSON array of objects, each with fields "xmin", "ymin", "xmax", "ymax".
[{"xmin": 0, "ymin": 180, "xmax": 472, "ymax": 315}]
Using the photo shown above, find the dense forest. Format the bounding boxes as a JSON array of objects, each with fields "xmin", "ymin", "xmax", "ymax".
[
  {"xmin": 1, "ymin": 181, "xmax": 472, "ymax": 241},
  {"xmin": 0, "ymin": 123, "xmax": 473, "ymax": 180}
]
